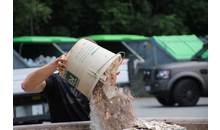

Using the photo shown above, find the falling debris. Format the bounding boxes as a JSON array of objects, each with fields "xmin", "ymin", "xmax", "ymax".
[
  {"xmin": 90, "ymin": 71, "xmax": 136, "ymax": 130},
  {"xmin": 89, "ymin": 59, "xmax": 187, "ymax": 130},
  {"xmin": 89, "ymin": 57, "xmax": 135, "ymax": 130}
]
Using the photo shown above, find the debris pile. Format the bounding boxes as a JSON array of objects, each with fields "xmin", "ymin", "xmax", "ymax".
[{"xmin": 124, "ymin": 119, "xmax": 187, "ymax": 130}]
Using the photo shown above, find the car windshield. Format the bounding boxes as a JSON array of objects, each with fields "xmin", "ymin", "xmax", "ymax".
[{"xmin": 190, "ymin": 43, "xmax": 208, "ymax": 61}]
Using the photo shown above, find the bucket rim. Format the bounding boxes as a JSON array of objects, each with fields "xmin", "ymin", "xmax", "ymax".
[{"xmin": 87, "ymin": 54, "xmax": 122, "ymax": 100}]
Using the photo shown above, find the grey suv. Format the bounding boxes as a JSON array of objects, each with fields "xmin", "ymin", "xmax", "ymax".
[{"xmin": 143, "ymin": 43, "xmax": 208, "ymax": 106}]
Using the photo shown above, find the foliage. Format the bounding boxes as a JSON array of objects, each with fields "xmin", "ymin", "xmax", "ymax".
[
  {"xmin": 13, "ymin": 0, "xmax": 52, "ymax": 36},
  {"xmin": 13, "ymin": 0, "xmax": 208, "ymax": 37}
]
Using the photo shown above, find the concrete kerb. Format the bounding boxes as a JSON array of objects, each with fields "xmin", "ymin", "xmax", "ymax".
[{"xmin": 13, "ymin": 117, "xmax": 208, "ymax": 130}]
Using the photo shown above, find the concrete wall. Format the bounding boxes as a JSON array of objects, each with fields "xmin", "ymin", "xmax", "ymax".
[{"xmin": 13, "ymin": 117, "xmax": 208, "ymax": 130}]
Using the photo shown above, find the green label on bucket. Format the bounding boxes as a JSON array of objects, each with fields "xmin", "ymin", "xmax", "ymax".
[{"xmin": 65, "ymin": 71, "xmax": 80, "ymax": 88}]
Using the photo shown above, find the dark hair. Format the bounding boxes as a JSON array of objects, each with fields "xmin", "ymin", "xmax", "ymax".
[{"xmin": 84, "ymin": 37, "xmax": 98, "ymax": 45}]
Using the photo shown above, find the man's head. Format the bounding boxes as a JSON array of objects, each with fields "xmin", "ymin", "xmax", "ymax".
[{"xmin": 84, "ymin": 37, "xmax": 98, "ymax": 45}]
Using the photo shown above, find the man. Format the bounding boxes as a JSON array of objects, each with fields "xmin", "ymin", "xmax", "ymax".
[{"xmin": 21, "ymin": 38, "xmax": 120, "ymax": 123}]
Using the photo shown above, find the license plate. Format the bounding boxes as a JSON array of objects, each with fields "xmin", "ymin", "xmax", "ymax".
[
  {"xmin": 145, "ymin": 86, "xmax": 151, "ymax": 91},
  {"xmin": 32, "ymin": 104, "xmax": 43, "ymax": 115}
]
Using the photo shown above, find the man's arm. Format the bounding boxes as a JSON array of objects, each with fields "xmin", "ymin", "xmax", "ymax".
[{"xmin": 21, "ymin": 54, "xmax": 68, "ymax": 93}]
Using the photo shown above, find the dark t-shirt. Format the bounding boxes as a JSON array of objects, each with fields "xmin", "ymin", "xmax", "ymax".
[{"xmin": 40, "ymin": 73, "xmax": 90, "ymax": 123}]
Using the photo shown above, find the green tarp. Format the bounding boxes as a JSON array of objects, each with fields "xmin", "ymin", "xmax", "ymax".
[
  {"xmin": 153, "ymin": 34, "xmax": 204, "ymax": 60},
  {"xmin": 79, "ymin": 34, "xmax": 148, "ymax": 41},
  {"xmin": 13, "ymin": 36, "xmax": 79, "ymax": 43}
]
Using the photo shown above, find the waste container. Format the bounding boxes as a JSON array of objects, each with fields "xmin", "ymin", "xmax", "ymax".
[
  {"xmin": 126, "ymin": 34, "xmax": 204, "ymax": 69},
  {"xmin": 13, "ymin": 36, "xmax": 79, "ymax": 69}
]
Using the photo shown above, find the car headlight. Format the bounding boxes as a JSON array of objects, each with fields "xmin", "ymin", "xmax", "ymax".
[{"xmin": 155, "ymin": 70, "xmax": 171, "ymax": 79}]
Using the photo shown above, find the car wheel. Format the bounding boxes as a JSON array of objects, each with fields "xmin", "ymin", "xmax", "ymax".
[
  {"xmin": 156, "ymin": 96, "xmax": 175, "ymax": 106},
  {"xmin": 173, "ymin": 79, "xmax": 200, "ymax": 106}
]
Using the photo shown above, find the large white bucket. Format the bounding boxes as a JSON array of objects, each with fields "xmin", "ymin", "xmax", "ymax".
[{"xmin": 59, "ymin": 38, "xmax": 122, "ymax": 99}]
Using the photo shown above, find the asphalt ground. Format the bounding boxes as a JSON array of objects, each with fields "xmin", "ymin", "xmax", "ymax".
[{"xmin": 132, "ymin": 97, "xmax": 208, "ymax": 118}]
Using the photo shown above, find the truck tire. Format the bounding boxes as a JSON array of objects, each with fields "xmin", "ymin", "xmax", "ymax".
[
  {"xmin": 156, "ymin": 96, "xmax": 175, "ymax": 106},
  {"xmin": 173, "ymin": 79, "xmax": 200, "ymax": 106}
]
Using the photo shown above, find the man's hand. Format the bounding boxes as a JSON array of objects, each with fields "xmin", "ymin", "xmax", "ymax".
[
  {"xmin": 56, "ymin": 54, "xmax": 68, "ymax": 72},
  {"xmin": 111, "ymin": 71, "xmax": 120, "ymax": 85}
]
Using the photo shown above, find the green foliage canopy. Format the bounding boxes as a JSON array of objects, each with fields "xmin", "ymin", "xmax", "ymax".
[{"xmin": 13, "ymin": 0, "xmax": 208, "ymax": 37}]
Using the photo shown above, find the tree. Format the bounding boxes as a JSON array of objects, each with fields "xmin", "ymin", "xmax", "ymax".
[
  {"xmin": 13, "ymin": 0, "xmax": 208, "ymax": 37},
  {"xmin": 13, "ymin": 0, "xmax": 52, "ymax": 36}
]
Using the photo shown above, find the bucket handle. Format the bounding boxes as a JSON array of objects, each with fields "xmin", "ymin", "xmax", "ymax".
[{"xmin": 95, "ymin": 51, "xmax": 126, "ymax": 76}]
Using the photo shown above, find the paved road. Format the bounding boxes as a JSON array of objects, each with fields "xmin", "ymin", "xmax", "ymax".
[{"xmin": 132, "ymin": 97, "xmax": 208, "ymax": 118}]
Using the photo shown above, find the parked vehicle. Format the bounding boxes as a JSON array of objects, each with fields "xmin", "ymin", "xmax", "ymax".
[
  {"xmin": 143, "ymin": 43, "xmax": 208, "ymax": 106},
  {"xmin": 13, "ymin": 68, "xmax": 51, "ymax": 125}
]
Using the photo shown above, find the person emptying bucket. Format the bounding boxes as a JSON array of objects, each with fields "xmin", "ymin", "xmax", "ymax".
[{"xmin": 21, "ymin": 38, "xmax": 120, "ymax": 123}]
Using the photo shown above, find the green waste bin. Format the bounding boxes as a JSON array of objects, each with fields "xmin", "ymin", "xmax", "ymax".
[{"xmin": 13, "ymin": 36, "xmax": 78, "ymax": 69}]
